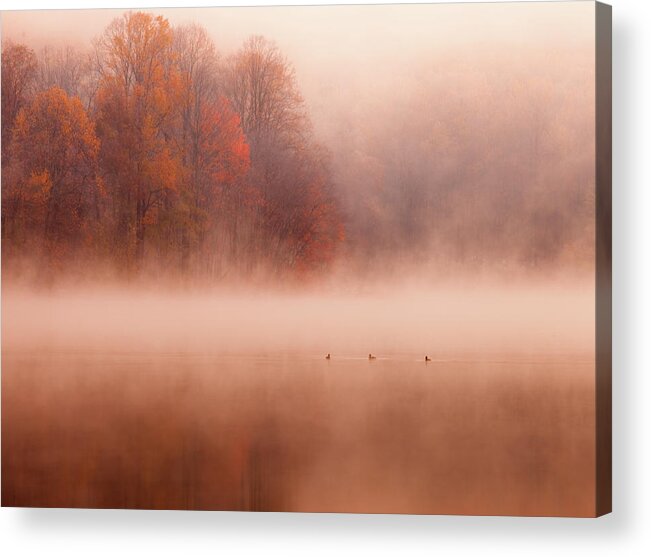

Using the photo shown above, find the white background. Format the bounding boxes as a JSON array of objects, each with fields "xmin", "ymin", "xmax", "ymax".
[{"xmin": 0, "ymin": 0, "xmax": 648, "ymax": 555}]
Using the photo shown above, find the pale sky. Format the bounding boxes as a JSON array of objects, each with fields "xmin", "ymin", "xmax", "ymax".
[
  {"xmin": 1, "ymin": 2, "xmax": 595, "ymax": 148},
  {"xmin": 1, "ymin": 3, "xmax": 595, "ymax": 67}
]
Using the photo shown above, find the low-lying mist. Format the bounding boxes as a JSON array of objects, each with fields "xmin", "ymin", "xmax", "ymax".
[{"xmin": 3, "ymin": 279, "xmax": 594, "ymax": 357}]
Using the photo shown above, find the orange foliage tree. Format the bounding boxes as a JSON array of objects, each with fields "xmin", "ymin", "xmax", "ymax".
[
  {"xmin": 168, "ymin": 25, "xmax": 251, "ymax": 277},
  {"xmin": 6, "ymin": 87, "xmax": 101, "ymax": 266},
  {"xmin": 94, "ymin": 12, "xmax": 180, "ymax": 268}
]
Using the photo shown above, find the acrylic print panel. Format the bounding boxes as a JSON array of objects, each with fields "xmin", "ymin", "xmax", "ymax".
[{"xmin": 1, "ymin": 1, "xmax": 611, "ymax": 516}]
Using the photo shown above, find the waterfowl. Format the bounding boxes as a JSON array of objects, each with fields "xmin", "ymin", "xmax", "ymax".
[
  {"xmin": 425, "ymin": 356, "xmax": 431, "ymax": 362},
  {"xmin": 368, "ymin": 353, "xmax": 376, "ymax": 360}
]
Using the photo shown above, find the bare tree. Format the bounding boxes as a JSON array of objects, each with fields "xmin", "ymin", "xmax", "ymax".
[
  {"xmin": 224, "ymin": 35, "xmax": 307, "ymax": 148},
  {"xmin": 2, "ymin": 41, "xmax": 38, "ymax": 240},
  {"xmin": 1, "ymin": 41, "xmax": 37, "ymax": 163}
]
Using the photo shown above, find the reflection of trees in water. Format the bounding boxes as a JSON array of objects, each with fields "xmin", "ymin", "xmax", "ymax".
[{"xmin": 239, "ymin": 431, "xmax": 289, "ymax": 512}]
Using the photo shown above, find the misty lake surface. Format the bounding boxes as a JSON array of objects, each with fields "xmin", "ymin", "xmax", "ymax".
[{"xmin": 2, "ymin": 348, "xmax": 595, "ymax": 516}]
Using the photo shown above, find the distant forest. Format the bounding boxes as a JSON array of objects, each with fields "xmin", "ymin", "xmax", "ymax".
[{"xmin": 1, "ymin": 11, "xmax": 595, "ymax": 284}]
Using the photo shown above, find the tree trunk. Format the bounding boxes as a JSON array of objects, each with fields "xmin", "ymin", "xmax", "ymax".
[{"xmin": 135, "ymin": 195, "xmax": 146, "ymax": 264}]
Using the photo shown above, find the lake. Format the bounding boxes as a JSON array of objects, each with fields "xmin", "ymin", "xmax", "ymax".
[{"xmin": 2, "ymin": 348, "xmax": 595, "ymax": 515}]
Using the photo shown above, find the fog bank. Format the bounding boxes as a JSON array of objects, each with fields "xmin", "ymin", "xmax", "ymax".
[{"xmin": 3, "ymin": 282, "xmax": 594, "ymax": 357}]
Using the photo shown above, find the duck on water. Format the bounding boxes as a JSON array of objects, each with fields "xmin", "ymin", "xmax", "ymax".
[{"xmin": 325, "ymin": 354, "xmax": 432, "ymax": 361}]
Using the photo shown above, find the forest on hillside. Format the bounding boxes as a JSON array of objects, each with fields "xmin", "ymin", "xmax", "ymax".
[{"xmin": 1, "ymin": 11, "xmax": 595, "ymax": 285}]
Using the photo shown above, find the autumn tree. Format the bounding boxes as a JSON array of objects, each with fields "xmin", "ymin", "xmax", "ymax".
[
  {"xmin": 5, "ymin": 87, "xmax": 101, "ymax": 267},
  {"xmin": 224, "ymin": 36, "xmax": 343, "ymax": 274},
  {"xmin": 94, "ymin": 12, "xmax": 180, "ymax": 268},
  {"xmin": 168, "ymin": 24, "xmax": 250, "ymax": 276},
  {"xmin": 2, "ymin": 41, "xmax": 38, "ymax": 243},
  {"xmin": 252, "ymin": 140, "xmax": 343, "ymax": 272},
  {"xmin": 1, "ymin": 41, "xmax": 37, "ymax": 169}
]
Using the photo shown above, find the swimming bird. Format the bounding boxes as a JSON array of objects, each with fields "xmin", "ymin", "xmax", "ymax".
[
  {"xmin": 425, "ymin": 356, "xmax": 431, "ymax": 362},
  {"xmin": 368, "ymin": 353, "xmax": 376, "ymax": 360},
  {"xmin": 325, "ymin": 353, "xmax": 331, "ymax": 360}
]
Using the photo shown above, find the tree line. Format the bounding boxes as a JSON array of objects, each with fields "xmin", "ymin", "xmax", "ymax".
[
  {"xmin": 325, "ymin": 48, "xmax": 596, "ymax": 277},
  {"xmin": 1, "ymin": 12, "xmax": 344, "ymax": 283}
]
